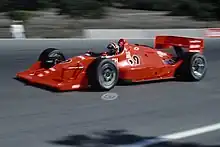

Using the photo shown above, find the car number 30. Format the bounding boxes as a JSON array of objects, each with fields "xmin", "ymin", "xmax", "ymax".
[{"xmin": 128, "ymin": 55, "xmax": 140, "ymax": 66}]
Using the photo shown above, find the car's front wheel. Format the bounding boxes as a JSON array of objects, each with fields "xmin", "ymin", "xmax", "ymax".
[
  {"xmin": 38, "ymin": 48, "xmax": 66, "ymax": 68},
  {"xmin": 88, "ymin": 58, "xmax": 119, "ymax": 91}
]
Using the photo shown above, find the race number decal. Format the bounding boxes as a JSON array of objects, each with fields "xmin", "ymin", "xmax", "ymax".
[
  {"xmin": 128, "ymin": 55, "xmax": 140, "ymax": 66},
  {"xmin": 132, "ymin": 55, "xmax": 140, "ymax": 65},
  {"xmin": 128, "ymin": 59, "xmax": 134, "ymax": 65}
]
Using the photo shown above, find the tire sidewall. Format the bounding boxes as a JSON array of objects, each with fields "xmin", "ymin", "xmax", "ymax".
[
  {"xmin": 96, "ymin": 58, "xmax": 119, "ymax": 90},
  {"xmin": 189, "ymin": 53, "xmax": 207, "ymax": 81},
  {"xmin": 39, "ymin": 48, "xmax": 65, "ymax": 68}
]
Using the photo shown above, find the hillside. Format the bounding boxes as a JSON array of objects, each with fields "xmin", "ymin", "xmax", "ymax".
[{"xmin": 1, "ymin": 8, "xmax": 220, "ymax": 38}]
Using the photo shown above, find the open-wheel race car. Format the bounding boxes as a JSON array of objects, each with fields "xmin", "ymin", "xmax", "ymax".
[{"xmin": 16, "ymin": 36, "xmax": 207, "ymax": 91}]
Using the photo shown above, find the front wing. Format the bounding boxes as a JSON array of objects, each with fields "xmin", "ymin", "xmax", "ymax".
[{"xmin": 16, "ymin": 63, "xmax": 89, "ymax": 91}]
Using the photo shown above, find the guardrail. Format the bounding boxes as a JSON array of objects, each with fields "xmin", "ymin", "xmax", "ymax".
[
  {"xmin": 0, "ymin": 38, "xmax": 150, "ymax": 51},
  {"xmin": 5, "ymin": 28, "xmax": 220, "ymax": 39},
  {"xmin": 83, "ymin": 29, "xmax": 206, "ymax": 39}
]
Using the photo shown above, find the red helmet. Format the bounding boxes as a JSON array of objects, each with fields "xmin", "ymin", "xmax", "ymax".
[{"xmin": 118, "ymin": 38, "xmax": 128, "ymax": 48}]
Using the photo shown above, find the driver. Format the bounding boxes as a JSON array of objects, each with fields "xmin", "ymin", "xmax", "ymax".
[
  {"xmin": 106, "ymin": 39, "xmax": 128, "ymax": 55},
  {"xmin": 118, "ymin": 38, "xmax": 128, "ymax": 52},
  {"xmin": 106, "ymin": 42, "xmax": 120, "ymax": 55}
]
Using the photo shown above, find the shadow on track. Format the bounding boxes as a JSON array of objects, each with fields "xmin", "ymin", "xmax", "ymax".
[
  {"xmin": 14, "ymin": 77, "xmax": 61, "ymax": 93},
  {"xmin": 14, "ymin": 76, "xmax": 197, "ymax": 93},
  {"xmin": 117, "ymin": 76, "xmax": 198, "ymax": 87},
  {"xmin": 48, "ymin": 130, "xmax": 220, "ymax": 147},
  {"xmin": 49, "ymin": 130, "xmax": 154, "ymax": 146},
  {"xmin": 14, "ymin": 77, "xmax": 106, "ymax": 93},
  {"xmin": 117, "ymin": 78, "xmax": 175, "ymax": 86}
]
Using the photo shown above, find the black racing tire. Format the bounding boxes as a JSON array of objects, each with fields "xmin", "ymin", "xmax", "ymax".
[
  {"xmin": 176, "ymin": 52, "xmax": 207, "ymax": 81},
  {"xmin": 38, "ymin": 48, "xmax": 65, "ymax": 69},
  {"xmin": 87, "ymin": 58, "xmax": 119, "ymax": 91}
]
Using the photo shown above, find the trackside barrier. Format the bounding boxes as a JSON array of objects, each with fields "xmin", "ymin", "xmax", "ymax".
[
  {"xmin": 83, "ymin": 29, "xmax": 206, "ymax": 39},
  {"xmin": 0, "ymin": 28, "xmax": 218, "ymax": 42},
  {"xmin": 205, "ymin": 28, "xmax": 220, "ymax": 38},
  {"xmin": 1, "ymin": 28, "xmax": 219, "ymax": 39},
  {"xmin": 0, "ymin": 29, "xmax": 217, "ymax": 52}
]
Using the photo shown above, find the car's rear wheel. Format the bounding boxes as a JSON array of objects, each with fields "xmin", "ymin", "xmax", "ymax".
[
  {"xmin": 88, "ymin": 58, "xmax": 119, "ymax": 91},
  {"xmin": 38, "ymin": 48, "xmax": 65, "ymax": 68},
  {"xmin": 176, "ymin": 52, "xmax": 207, "ymax": 81}
]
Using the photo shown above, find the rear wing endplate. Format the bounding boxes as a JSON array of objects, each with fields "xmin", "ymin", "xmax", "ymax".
[{"xmin": 154, "ymin": 36, "xmax": 204, "ymax": 53}]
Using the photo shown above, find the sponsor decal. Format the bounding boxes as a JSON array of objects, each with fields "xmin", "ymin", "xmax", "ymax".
[
  {"xmin": 44, "ymin": 70, "xmax": 50, "ymax": 74},
  {"xmin": 72, "ymin": 84, "xmax": 80, "ymax": 89},
  {"xmin": 190, "ymin": 40, "xmax": 201, "ymax": 43},
  {"xmin": 156, "ymin": 51, "xmax": 167, "ymax": 57},
  {"xmin": 37, "ymin": 73, "xmax": 44, "ymax": 77},
  {"xmin": 112, "ymin": 58, "xmax": 118, "ymax": 63},
  {"xmin": 189, "ymin": 50, "xmax": 200, "ymax": 52},
  {"xmin": 49, "ymin": 68, "xmax": 56, "ymax": 71},
  {"xmin": 189, "ymin": 44, "xmax": 201, "ymax": 48},
  {"xmin": 126, "ymin": 51, "xmax": 132, "ymax": 59},
  {"xmin": 78, "ymin": 56, "xmax": 85, "ymax": 60}
]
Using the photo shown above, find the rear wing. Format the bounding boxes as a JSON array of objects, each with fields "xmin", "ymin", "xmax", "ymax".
[{"xmin": 154, "ymin": 36, "xmax": 204, "ymax": 53}]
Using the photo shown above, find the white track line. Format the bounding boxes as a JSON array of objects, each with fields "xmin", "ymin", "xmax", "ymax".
[{"xmin": 119, "ymin": 122, "xmax": 220, "ymax": 147}]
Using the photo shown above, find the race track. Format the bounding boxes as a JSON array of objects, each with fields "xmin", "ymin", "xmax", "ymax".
[{"xmin": 0, "ymin": 39, "xmax": 220, "ymax": 147}]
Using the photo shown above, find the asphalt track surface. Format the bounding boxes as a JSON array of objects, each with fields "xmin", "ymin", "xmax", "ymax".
[{"xmin": 0, "ymin": 39, "xmax": 220, "ymax": 147}]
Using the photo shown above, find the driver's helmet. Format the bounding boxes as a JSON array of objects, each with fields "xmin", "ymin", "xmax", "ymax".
[
  {"xmin": 107, "ymin": 42, "xmax": 119, "ymax": 55},
  {"xmin": 118, "ymin": 39, "xmax": 128, "ymax": 47},
  {"xmin": 118, "ymin": 38, "xmax": 128, "ymax": 52}
]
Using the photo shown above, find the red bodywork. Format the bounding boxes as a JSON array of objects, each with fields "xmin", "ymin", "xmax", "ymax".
[{"xmin": 16, "ymin": 36, "xmax": 204, "ymax": 91}]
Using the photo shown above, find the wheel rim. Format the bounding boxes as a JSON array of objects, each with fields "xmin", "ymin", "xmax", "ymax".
[
  {"xmin": 191, "ymin": 57, "xmax": 206, "ymax": 78},
  {"xmin": 99, "ymin": 64, "xmax": 117, "ymax": 88},
  {"xmin": 48, "ymin": 52, "xmax": 64, "ymax": 64}
]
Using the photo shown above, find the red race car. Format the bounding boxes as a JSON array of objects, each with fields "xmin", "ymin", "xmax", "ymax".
[{"xmin": 16, "ymin": 36, "xmax": 207, "ymax": 91}]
